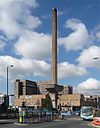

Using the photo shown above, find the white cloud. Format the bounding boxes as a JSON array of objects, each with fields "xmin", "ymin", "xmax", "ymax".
[
  {"xmin": 14, "ymin": 31, "xmax": 52, "ymax": 59},
  {"xmin": 0, "ymin": 56, "xmax": 88, "ymax": 81},
  {"xmin": 0, "ymin": 35, "xmax": 7, "ymax": 50},
  {"xmin": 0, "ymin": 78, "xmax": 1, "ymax": 84},
  {"xmin": 94, "ymin": 25, "xmax": 100, "ymax": 41},
  {"xmin": 0, "ymin": 56, "xmax": 51, "ymax": 79},
  {"xmin": 96, "ymin": 32, "xmax": 100, "ymax": 40},
  {"xmin": 77, "ymin": 45, "xmax": 100, "ymax": 69},
  {"xmin": 58, "ymin": 61, "xmax": 88, "ymax": 79},
  {"xmin": 58, "ymin": 18, "xmax": 91, "ymax": 51},
  {"xmin": 0, "ymin": 78, "xmax": 2, "ymax": 93},
  {"xmin": 75, "ymin": 78, "xmax": 100, "ymax": 95},
  {"xmin": 0, "ymin": 0, "xmax": 41, "ymax": 39},
  {"xmin": 0, "ymin": 40, "xmax": 6, "ymax": 50}
]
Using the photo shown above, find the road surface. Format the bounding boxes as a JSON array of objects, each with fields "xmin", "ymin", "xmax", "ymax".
[{"xmin": 0, "ymin": 116, "xmax": 93, "ymax": 128}]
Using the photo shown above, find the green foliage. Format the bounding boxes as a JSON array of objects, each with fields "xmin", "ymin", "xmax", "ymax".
[{"xmin": 43, "ymin": 95, "xmax": 52, "ymax": 109}]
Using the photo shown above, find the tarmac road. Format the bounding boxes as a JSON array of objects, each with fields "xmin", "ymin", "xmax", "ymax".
[{"xmin": 0, "ymin": 116, "xmax": 93, "ymax": 128}]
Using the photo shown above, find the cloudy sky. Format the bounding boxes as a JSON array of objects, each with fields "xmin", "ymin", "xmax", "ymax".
[{"xmin": 0, "ymin": 0, "xmax": 100, "ymax": 95}]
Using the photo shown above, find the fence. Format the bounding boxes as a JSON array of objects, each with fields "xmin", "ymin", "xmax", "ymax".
[{"xmin": 18, "ymin": 109, "xmax": 59, "ymax": 124}]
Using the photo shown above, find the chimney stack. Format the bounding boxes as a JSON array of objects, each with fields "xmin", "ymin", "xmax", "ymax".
[{"xmin": 52, "ymin": 8, "xmax": 57, "ymax": 85}]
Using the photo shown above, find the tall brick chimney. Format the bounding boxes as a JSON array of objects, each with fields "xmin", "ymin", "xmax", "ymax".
[{"xmin": 52, "ymin": 8, "xmax": 57, "ymax": 85}]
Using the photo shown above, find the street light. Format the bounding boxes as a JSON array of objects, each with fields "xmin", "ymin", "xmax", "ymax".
[
  {"xmin": 93, "ymin": 57, "xmax": 100, "ymax": 108},
  {"xmin": 6, "ymin": 65, "xmax": 14, "ymax": 117},
  {"xmin": 93, "ymin": 57, "xmax": 100, "ymax": 60}
]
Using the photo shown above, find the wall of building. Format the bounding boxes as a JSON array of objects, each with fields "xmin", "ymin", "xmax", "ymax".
[
  {"xmin": 22, "ymin": 80, "xmax": 37, "ymax": 95},
  {"xmin": 58, "ymin": 94, "xmax": 98, "ymax": 111},
  {"xmin": 37, "ymin": 81, "xmax": 53, "ymax": 94},
  {"xmin": 58, "ymin": 94, "xmax": 82, "ymax": 107},
  {"xmin": 81, "ymin": 95, "xmax": 97, "ymax": 108},
  {"xmin": 14, "ymin": 79, "xmax": 74, "ymax": 109},
  {"xmin": 14, "ymin": 79, "xmax": 23, "ymax": 98},
  {"xmin": 14, "ymin": 79, "xmax": 37, "ymax": 99},
  {"xmin": 59, "ymin": 86, "xmax": 73, "ymax": 95},
  {"xmin": 14, "ymin": 94, "xmax": 46, "ymax": 108},
  {"xmin": 14, "ymin": 79, "xmax": 99, "ymax": 111}
]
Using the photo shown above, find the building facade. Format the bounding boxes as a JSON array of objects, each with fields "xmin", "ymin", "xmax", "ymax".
[
  {"xmin": 14, "ymin": 79, "xmax": 73, "ymax": 108},
  {"xmin": 14, "ymin": 79, "xmax": 99, "ymax": 110},
  {"xmin": 14, "ymin": 94, "xmax": 47, "ymax": 108},
  {"xmin": 58, "ymin": 94, "xmax": 98, "ymax": 111},
  {"xmin": 58, "ymin": 94, "xmax": 83, "ymax": 111},
  {"xmin": 37, "ymin": 81, "xmax": 52, "ymax": 94},
  {"xmin": 58, "ymin": 86, "xmax": 73, "ymax": 95},
  {"xmin": 14, "ymin": 79, "xmax": 37, "ymax": 98}
]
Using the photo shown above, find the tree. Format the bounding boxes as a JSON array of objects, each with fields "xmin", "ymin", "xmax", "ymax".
[{"xmin": 42, "ymin": 95, "xmax": 52, "ymax": 109}]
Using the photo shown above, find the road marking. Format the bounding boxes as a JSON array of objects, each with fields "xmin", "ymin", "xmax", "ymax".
[
  {"xmin": 66, "ymin": 117, "xmax": 82, "ymax": 121},
  {"xmin": 14, "ymin": 122, "xmax": 27, "ymax": 125},
  {"xmin": 0, "ymin": 119, "xmax": 8, "ymax": 121},
  {"xmin": 0, "ymin": 119, "xmax": 11, "ymax": 123}
]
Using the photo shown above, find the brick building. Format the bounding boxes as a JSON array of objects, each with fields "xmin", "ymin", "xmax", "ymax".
[
  {"xmin": 14, "ymin": 79, "xmax": 37, "ymax": 98},
  {"xmin": 14, "ymin": 79, "xmax": 73, "ymax": 108},
  {"xmin": 58, "ymin": 94, "xmax": 97, "ymax": 111},
  {"xmin": 14, "ymin": 94, "xmax": 47, "ymax": 108}
]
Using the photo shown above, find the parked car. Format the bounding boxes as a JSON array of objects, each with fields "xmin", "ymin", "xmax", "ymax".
[
  {"xmin": 72, "ymin": 110, "xmax": 80, "ymax": 116},
  {"xmin": 60, "ymin": 111, "xmax": 71, "ymax": 116},
  {"xmin": 46, "ymin": 111, "xmax": 52, "ymax": 115}
]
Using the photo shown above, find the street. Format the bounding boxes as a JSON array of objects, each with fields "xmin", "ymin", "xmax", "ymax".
[{"xmin": 0, "ymin": 116, "xmax": 92, "ymax": 128}]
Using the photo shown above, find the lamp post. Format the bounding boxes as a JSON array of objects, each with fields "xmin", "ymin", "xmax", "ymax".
[
  {"xmin": 93, "ymin": 57, "xmax": 100, "ymax": 60},
  {"xmin": 6, "ymin": 65, "xmax": 14, "ymax": 117},
  {"xmin": 93, "ymin": 57, "xmax": 100, "ymax": 108}
]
